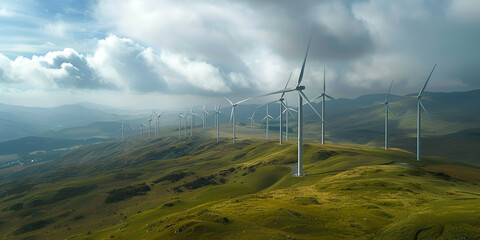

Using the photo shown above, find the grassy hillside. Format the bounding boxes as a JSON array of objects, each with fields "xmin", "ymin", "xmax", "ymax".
[{"xmin": 0, "ymin": 136, "xmax": 479, "ymax": 239}]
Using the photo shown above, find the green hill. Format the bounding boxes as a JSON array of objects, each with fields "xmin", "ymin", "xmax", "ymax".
[{"xmin": 0, "ymin": 136, "xmax": 479, "ymax": 239}]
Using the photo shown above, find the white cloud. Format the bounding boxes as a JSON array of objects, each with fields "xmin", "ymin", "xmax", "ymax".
[
  {"xmin": 0, "ymin": 7, "xmax": 10, "ymax": 17},
  {"xmin": 447, "ymin": 0, "xmax": 480, "ymax": 23}
]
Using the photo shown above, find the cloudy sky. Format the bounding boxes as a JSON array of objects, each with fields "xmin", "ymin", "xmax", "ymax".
[{"xmin": 0, "ymin": 0, "xmax": 479, "ymax": 109}]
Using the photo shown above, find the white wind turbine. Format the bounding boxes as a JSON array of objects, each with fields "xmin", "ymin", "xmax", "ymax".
[
  {"xmin": 416, "ymin": 64, "xmax": 436, "ymax": 161},
  {"xmin": 215, "ymin": 104, "xmax": 221, "ymax": 142},
  {"xmin": 183, "ymin": 111, "xmax": 188, "ymax": 137},
  {"xmin": 225, "ymin": 97, "xmax": 251, "ymax": 143},
  {"xmin": 259, "ymin": 39, "xmax": 322, "ymax": 176},
  {"xmin": 247, "ymin": 112, "xmax": 256, "ymax": 129},
  {"xmin": 148, "ymin": 117, "xmax": 152, "ymax": 139},
  {"xmin": 258, "ymin": 103, "xmax": 274, "ymax": 140},
  {"xmin": 188, "ymin": 106, "xmax": 200, "ymax": 136},
  {"xmin": 314, "ymin": 65, "xmax": 335, "ymax": 145},
  {"xmin": 177, "ymin": 113, "xmax": 184, "ymax": 138},
  {"xmin": 282, "ymin": 99, "xmax": 297, "ymax": 142},
  {"xmin": 383, "ymin": 80, "xmax": 394, "ymax": 150},
  {"xmin": 152, "ymin": 110, "xmax": 165, "ymax": 138},
  {"xmin": 201, "ymin": 99, "xmax": 209, "ymax": 128},
  {"xmin": 262, "ymin": 73, "xmax": 293, "ymax": 144}
]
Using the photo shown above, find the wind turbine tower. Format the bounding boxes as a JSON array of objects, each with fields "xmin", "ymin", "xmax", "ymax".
[
  {"xmin": 215, "ymin": 104, "xmax": 221, "ymax": 142},
  {"xmin": 416, "ymin": 64, "xmax": 436, "ymax": 161}
]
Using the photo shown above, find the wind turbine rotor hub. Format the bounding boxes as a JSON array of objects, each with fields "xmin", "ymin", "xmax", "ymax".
[{"xmin": 296, "ymin": 86, "xmax": 305, "ymax": 91}]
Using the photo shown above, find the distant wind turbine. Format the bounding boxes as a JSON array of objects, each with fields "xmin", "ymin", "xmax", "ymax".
[
  {"xmin": 247, "ymin": 112, "xmax": 256, "ymax": 129},
  {"xmin": 201, "ymin": 99, "xmax": 209, "ymax": 128},
  {"xmin": 177, "ymin": 113, "xmax": 183, "ymax": 138},
  {"xmin": 215, "ymin": 104, "xmax": 221, "ymax": 142},
  {"xmin": 152, "ymin": 110, "xmax": 164, "ymax": 138},
  {"xmin": 383, "ymin": 80, "xmax": 394, "ymax": 150},
  {"xmin": 416, "ymin": 64, "xmax": 436, "ymax": 161},
  {"xmin": 258, "ymin": 103, "xmax": 274, "ymax": 140},
  {"xmin": 314, "ymin": 65, "xmax": 335, "ymax": 145},
  {"xmin": 225, "ymin": 97, "xmax": 251, "ymax": 143},
  {"xmin": 283, "ymin": 98, "xmax": 297, "ymax": 142},
  {"xmin": 259, "ymin": 39, "xmax": 322, "ymax": 176},
  {"xmin": 189, "ymin": 106, "xmax": 200, "ymax": 136},
  {"xmin": 264, "ymin": 73, "xmax": 293, "ymax": 144},
  {"xmin": 148, "ymin": 117, "xmax": 152, "ymax": 139}
]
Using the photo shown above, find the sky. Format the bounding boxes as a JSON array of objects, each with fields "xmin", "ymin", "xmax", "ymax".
[{"xmin": 0, "ymin": 0, "xmax": 479, "ymax": 110}]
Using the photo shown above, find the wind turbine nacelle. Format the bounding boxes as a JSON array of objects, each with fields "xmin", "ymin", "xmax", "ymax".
[{"xmin": 296, "ymin": 86, "xmax": 305, "ymax": 91}]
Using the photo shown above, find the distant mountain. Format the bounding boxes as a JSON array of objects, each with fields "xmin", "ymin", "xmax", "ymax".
[
  {"xmin": 0, "ymin": 136, "xmax": 108, "ymax": 155},
  {"xmin": 0, "ymin": 103, "xmax": 121, "ymax": 141}
]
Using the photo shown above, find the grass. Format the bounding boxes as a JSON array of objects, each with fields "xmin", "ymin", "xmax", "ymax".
[{"xmin": 0, "ymin": 136, "xmax": 479, "ymax": 239}]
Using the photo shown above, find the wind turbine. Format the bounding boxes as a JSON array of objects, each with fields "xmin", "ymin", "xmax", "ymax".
[
  {"xmin": 152, "ymin": 110, "xmax": 164, "ymax": 138},
  {"xmin": 258, "ymin": 103, "xmax": 274, "ymax": 140},
  {"xmin": 314, "ymin": 65, "xmax": 335, "ymax": 145},
  {"xmin": 177, "ymin": 113, "xmax": 184, "ymax": 138},
  {"xmin": 283, "ymin": 99, "xmax": 297, "ymax": 142},
  {"xmin": 262, "ymin": 73, "xmax": 293, "ymax": 144},
  {"xmin": 225, "ymin": 97, "xmax": 251, "ymax": 143},
  {"xmin": 416, "ymin": 64, "xmax": 436, "ymax": 161},
  {"xmin": 189, "ymin": 106, "xmax": 200, "ymax": 136},
  {"xmin": 148, "ymin": 117, "xmax": 152, "ymax": 139},
  {"xmin": 383, "ymin": 80, "xmax": 394, "ymax": 150},
  {"xmin": 201, "ymin": 99, "xmax": 209, "ymax": 128},
  {"xmin": 215, "ymin": 104, "xmax": 221, "ymax": 142},
  {"xmin": 183, "ymin": 111, "xmax": 188, "ymax": 137},
  {"xmin": 259, "ymin": 39, "xmax": 322, "ymax": 176},
  {"xmin": 247, "ymin": 112, "xmax": 256, "ymax": 129}
]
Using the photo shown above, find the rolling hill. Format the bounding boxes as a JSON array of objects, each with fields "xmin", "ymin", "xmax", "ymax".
[{"xmin": 0, "ymin": 135, "xmax": 479, "ymax": 239}]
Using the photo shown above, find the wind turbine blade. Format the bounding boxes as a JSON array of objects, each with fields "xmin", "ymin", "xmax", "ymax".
[
  {"xmin": 325, "ymin": 94, "xmax": 335, "ymax": 100},
  {"xmin": 225, "ymin": 96, "xmax": 234, "ymax": 105},
  {"xmin": 418, "ymin": 64, "xmax": 437, "ymax": 97},
  {"xmin": 262, "ymin": 116, "xmax": 268, "ymax": 121},
  {"xmin": 299, "ymin": 91, "xmax": 323, "ymax": 121},
  {"xmin": 258, "ymin": 87, "xmax": 297, "ymax": 98},
  {"xmin": 287, "ymin": 109, "xmax": 296, "ymax": 119},
  {"xmin": 386, "ymin": 104, "xmax": 396, "ymax": 117},
  {"xmin": 419, "ymin": 100, "xmax": 433, "ymax": 123},
  {"xmin": 281, "ymin": 72, "xmax": 293, "ymax": 99},
  {"xmin": 314, "ymin": 93, "xmax": 323, "ymax": 100},
  {"xmin": 257, "ymin": 100, "xmax": 279, "ymax": 108},
  {"xmin": 236, "ymin": 97, "xmax": 251, "ymax": 105},
  {"xmin": 386, "ymin": 80, "xmax": 393, "ymax": 101},
  {"xmin": 252, "ymin": 112, "xmax": 256, "ymax": 118},
  {"xmin": 297, "ymin": 39, "xmax": 311, "ymax": 87}
]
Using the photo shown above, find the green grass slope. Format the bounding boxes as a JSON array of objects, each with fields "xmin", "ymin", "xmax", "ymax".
[{"xmin": 0, "ymin": 136, "xmax": 479, "ymax": 239}]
